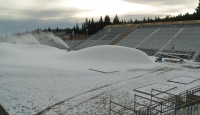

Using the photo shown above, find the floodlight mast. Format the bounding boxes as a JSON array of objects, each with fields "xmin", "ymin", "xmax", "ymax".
[
  {"xmin": 170, "ymin": 26, "xmax": 175, "ymax": 56},
  {"xmin": 86, "ymin": 29, "xmax": 88, "ymax": 39},
  {"xmin": 108, "ymin": 28, "xmax": 110, "ymax": 40}
]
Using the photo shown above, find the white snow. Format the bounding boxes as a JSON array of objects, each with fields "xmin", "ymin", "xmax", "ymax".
[
  {"xmin": 0, "ymin": 43, "xmax": 200, "ymax": 115},
  {"xmin": 168, "ymin": 76, "xmax": 200, "ymax": 84},
  {"xmin": 134, "ymin": 83, "xmax": 177, "ymax": 95}
]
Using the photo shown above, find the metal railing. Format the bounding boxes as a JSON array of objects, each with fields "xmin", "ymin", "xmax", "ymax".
[{"xmin": 109, "ymin": 85, "xmax": 200, "ymax": 115}]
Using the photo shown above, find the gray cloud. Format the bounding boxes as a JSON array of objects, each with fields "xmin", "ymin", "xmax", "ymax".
[
  {"xmin": 0, "ymin": 0, "xmax": 199, "ymax": 36},
  {"xmin": 0, "ymin": 7, "xmax": 90, "ymax": 36},
  {"xmin": 123, "ymin": 0, "xmax": 195, "ymax": 6},
  {"xmin": 0, "ymin": 7, "xmax": 92, "ymax": 20},
  {"xmin": 0, "ymin": 18, "xmax": 80, "ymax": 36},
  {"xmin": 121, "ymin": 0, "xmax": 198, "ymax": 20}
]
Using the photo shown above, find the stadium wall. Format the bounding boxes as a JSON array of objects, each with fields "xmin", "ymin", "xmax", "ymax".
[{"xmin": 105, "ymin": 20, "xmax": 200, "ymax": 28}]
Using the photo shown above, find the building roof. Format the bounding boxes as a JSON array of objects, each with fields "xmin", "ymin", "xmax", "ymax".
[{"xmin": 53, "ymin": 32, "xmax": 66, "ymax": 36}]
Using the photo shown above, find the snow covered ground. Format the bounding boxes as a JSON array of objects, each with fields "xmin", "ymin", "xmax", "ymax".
[{"xmin": 0, "ymin": 43, "xmax": 200, "ymax": 115}]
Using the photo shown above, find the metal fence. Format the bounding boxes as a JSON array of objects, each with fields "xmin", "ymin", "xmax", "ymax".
[{"xmin": 109, "ymin": 85, "xmax": 200, "ymax": 115}]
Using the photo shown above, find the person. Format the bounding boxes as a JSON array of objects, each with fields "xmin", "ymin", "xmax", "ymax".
[
  {"xmin": 159, "ymin": 55, "xmax": 163, "ymax": 62},
  {"xmin": 155, "ymin": 54, "xmax": 163, "ymax": 62}
]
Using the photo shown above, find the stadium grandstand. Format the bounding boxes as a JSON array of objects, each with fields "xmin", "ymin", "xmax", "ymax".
[{"xmin": 71, "ymin": 20, "xmax": 200, "ymax": 61}]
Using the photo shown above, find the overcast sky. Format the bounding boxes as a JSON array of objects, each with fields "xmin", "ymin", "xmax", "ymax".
[{"xmin": 0, "ymin": 0, "xmax": 199, "ymax": 36}]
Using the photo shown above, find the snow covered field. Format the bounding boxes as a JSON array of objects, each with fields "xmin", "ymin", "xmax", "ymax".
[{"xmin": 0, "ymin": 43, "xmax": 200, "ymax": 115}]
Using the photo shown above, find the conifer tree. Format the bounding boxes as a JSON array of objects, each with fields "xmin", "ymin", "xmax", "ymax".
[
  {"xmin": 196, "ymin": 0, "xmax": 200, "ymax": 19},
  {"xmin": 104, "ymin": 15, "xmax": 111, "ymax": 25},
  {"xmin": 113, "ymin": 14, "xmax": 120, "ymax": 24},
  {"xmin": 99, "ymin": 16, "xmax": 104, "ymax": 30},
  {"xmin": 129, "ymin": 19, "xmax": 133, "ymax": 23},
  {"xmin": 83, "ymin": 17, "xmax": 89, "ymax": 30},
  {"xmin": 90, "ymin": 18, "xmax": 96, "ymax": 34},
  {"xmin": 48, "ymin": 27, "xmax": 51, "ymax": 32},
  {"xmin": 75, "ymin": 23, "xmax": 79, "ymax": 34}
]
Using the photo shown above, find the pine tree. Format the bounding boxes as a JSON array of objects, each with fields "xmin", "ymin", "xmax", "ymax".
[
  {"xmin": 83, "ymin": 17, "xmax": 89, "ymax": 30},
  {"xmin": 90, "ymin": 18, "xmax": 96, "ymax": 34},
  {"xmin": 75, "ymin": 23, "xmax": 79, "ymax": 34},
  {"xmin": 113, "ymin": 14, "xmax": 120, "ymax": 24},
  {"xmin": 48, "ymin": 27, "xmax": 51, "ymax": 32},
  {"xmin": 129, "ymin": 19, "xmax": 133, "ymax": 23},
  {"xmin": 147, "ymin": 17, "xmax": 150, "ymax": 22},
  {"xmin": 104, "ymin": 15, "xmax": 111, "ymax": 25},
  {"xmin": 88, "ymin": 20, "xmax": 91, "ymax": 34},
  {"xmin": 143, "ymin": 17, "xmax": 146, "ymax": 23},
  {"xmin": 134, "ymin": 19, "xmax": 139, "ymax": 24},
  {"xmin": 99, "ymin": 16, "xmax": 104, "ymax": 30},
  {"xmin": 196, "ymin": 0, "xmax": 200, "ymax": 19}
]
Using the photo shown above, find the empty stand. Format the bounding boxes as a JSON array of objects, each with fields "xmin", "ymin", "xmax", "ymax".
[
  {"xmin": 73, "ymin": 26, "xmax": 132, "ymax": 50},
  {"xmin": 72, "ymin": 23, "xmax": 200, "ymax": 60},
  {"xmin": 116, "ymin": 28, "xmax": 157, "ymax": 48},
  {"xmin": 162, "ymin": 27, "xmax": 200, "ymax": 59}
]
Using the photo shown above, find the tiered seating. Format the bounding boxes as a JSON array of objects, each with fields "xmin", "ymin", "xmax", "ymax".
[
  {"xmin": 73, "ymin": 26, "xmax": 132, "ymax": 49},
  {"xmin": 162, "ymin": 27, "xmax": 200, "ymax": 58},
  {"xmin": 116, "ymin": 25, "xmax": 200, "ymax": 58},
  {"xmin": 72, "ymin": 30, "xmax": 107, "ymax": 50},
  {"xmin": 137, "ymin": 28, "xmax": 180, "ymax": 56},
  {"xmin": 89, "ymin": 26, "xmax": 132, "ymax": 47},
  {"xmin": 116, "ymin": 28, "xmax": 157, "ymax": 48}
]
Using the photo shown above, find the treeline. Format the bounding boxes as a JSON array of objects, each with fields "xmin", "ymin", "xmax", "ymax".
[
  {"xmin": 43, "ymin": 15, "xmax": 112, "ymax": 35},
  {"xmin": 43, "ymin": 12, "xmax": 200, "ymax": 35}
]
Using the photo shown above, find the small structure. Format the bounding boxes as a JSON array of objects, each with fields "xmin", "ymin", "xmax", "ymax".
[
  {"xmin": 54, "ymin": 32, "xmax": 89, "ymax": 41},
  {"xmin": 69, "ymin": 34, "xmax": 89, "ymax": 40}
]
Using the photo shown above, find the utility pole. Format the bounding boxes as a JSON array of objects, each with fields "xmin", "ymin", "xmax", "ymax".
[
  {"xmin": 72, "ymin": 31, "xmax": 74, "ymax": 45},
  {"xmin": 108, "ymin": 28, "xmax": 110, "ymax": 40}
]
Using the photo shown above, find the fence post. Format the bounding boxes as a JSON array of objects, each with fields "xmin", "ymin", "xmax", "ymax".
[
  {"xmin": 190, "ymin": 91, "xmax": 194, "ymax": 115},
  {"xmin": 150, "ymin": 89, "xmax": 153, "ymax": 105},
  {"xmin": 134, "ymin": 94, "xmax": 136, "ymax": 114},
  {"xmin": 160, "ymin": 101, "xmax": 162, "ymax": 113},
  {"xmin": 147, "ymin": 106, "xmax": 149, "ymax": 115},
  {"xmin": 174, "ymin": 95, "xmax": 178, "ymax": 115},
  {"xmin": 138, "ymin": 109, "xmax": 141, "ymax": 115},
  {"xmin": 134, "ymin": 102, "xmax": 136, "ymax": 115},
  {"xmin": 186, "ymin": 90, "xmax": 188, "ymax": 102},
  {"xmin": 188, "ymin": 91, "xmax": 191, "ymax": 115},
  {"xmin": 109, "ymin": 100, "xmax": 111, "ymax": 115}
]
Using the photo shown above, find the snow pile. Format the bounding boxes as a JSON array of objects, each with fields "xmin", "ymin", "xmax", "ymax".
[
  {"xmin": 0, "ymin": 43, "xmax": 67, "ymax": 67},
  {"xmin": 0, "ymin": 44, "xmax": 156, "ymax": 70},
  {"xmin": 64, "ymin": 45, "xmax": 156, "ymax": 70},
  {"xmin": 0, "ymin": 32, "xmax": 69, "ymax": 50},
  {"xmin": 68, "ymin": 45, "xmax": 153, "ymax": 63}
]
